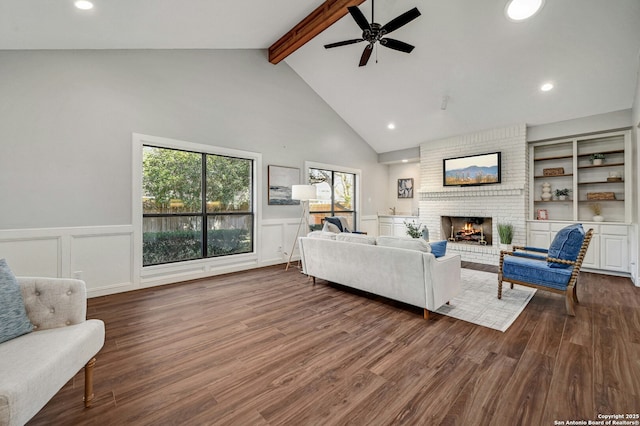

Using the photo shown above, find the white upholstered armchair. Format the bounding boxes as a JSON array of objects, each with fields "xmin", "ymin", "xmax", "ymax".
[{"xmin": 0, "ymin": 277, "xmax": 105, "ymax": 426}]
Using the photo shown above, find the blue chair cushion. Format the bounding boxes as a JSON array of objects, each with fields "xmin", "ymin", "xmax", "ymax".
[
  {"xmin": 512, "ymin": 251, "xmax": 547, "ymax": 261},
  {"xmin": 502, "ymin": 255, "xmax": 574, "ymax": 290},
  {"xmin": 547, "ymin": 224, "xmax": 585, "ymax": 269}
]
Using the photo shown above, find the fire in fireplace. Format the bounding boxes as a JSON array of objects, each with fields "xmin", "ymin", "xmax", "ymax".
[{"xmin": 441, "ymin": 216, "xmax": 493, "ymax": 246}]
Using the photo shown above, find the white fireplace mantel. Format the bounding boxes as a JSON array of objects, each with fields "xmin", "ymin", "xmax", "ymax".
[{"xmin": 419, "ymin": 185, "xmax": 524, "ymax": 199}]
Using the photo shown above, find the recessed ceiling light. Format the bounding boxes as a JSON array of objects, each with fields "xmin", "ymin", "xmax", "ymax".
[
  {"xmin": 505, "ymin": 0, "xmax": 544, "ymax": 21},
  {"xmin": 387, "ymin": 123, "xmax": 396, "ymax": 130},
  {"xmin": 540, "ymin": 82, "xmax": 554, "ymax": 92},
  {"xmin": 401, "ymin": 159, "xmax": 409, "ymax": 163},
  {"xmin": 74, "ymin": 1, "xmax": 94, "ymax": 10}
]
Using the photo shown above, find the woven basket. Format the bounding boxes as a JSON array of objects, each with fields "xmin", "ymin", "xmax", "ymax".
[
  {"xmin": 543, "ymin": 167, "xmax": 564, "ymax": 176},
  {"xmin": 586, "ymin": 192, "xmax": 616, "ymax": 200}
]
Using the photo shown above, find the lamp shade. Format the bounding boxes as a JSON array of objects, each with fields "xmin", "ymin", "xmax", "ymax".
[{"xmin": 291, "ymin": 184, "xmax": 317, "ymax": 201}]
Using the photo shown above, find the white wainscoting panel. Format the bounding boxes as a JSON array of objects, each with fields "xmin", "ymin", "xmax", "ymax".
[
  {"xmin": 360, "ymin": 215, "xmax": 379, "ymax": 237},
  {"xmin": 0, "ymin": 236, "xmax": 61, "ymax": 277},
  {"xmin": 0, "ymin": 217, "xmax": 343, "ymax": 297},
  {"xmin": 260, "ymin": 220, "xmax": 289, "ymax": 265},
  {"xmin": 71, "ymin": 232, "xmax": 134, "ymax": 295},
  {"xmin": 0, "ymin": 226, "xmax": 135, "ymax": 297}
]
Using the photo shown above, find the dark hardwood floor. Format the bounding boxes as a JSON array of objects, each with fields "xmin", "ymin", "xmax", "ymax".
[{"xmin": 28, "ymin": 263, "xmax": 640, "ymax": 425}]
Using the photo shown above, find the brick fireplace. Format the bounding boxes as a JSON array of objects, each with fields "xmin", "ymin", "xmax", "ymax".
[{"xmin": 418, "ymin": 125, "xmax": 528, "ymax": 265}]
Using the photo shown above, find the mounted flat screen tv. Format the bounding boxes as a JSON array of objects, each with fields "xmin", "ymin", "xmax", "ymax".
[{"xmin": 443, "ymin": 152, "xmax": 501, "ymax": 187}]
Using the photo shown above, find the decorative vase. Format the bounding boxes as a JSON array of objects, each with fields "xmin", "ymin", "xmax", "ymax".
[
  {"xmin": 558, "ymin": 195, "xmax": 567, "ymax": 201},
  {"xmin": 500, "ymin": 243, "xmax": 513, "ymax": 252},
  {"xmin": 593, "ymin": 215, "xmax": 604, "ymax": 222},
  {"xmin": 421, "ymin": 226, "xmax": 429, "ymax": 242},
  {"xmin": 592, "ymin": 159, "xmax": 603, "ymax": 166},
  {"xmin": 541, "ymin": 183, "xmax": 552, "ymax": 201}
]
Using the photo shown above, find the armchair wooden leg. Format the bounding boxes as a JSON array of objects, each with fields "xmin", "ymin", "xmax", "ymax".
[
  {"xmin": 423, "ymin": 309, "xmax": 430, "ymax": 320},
  {"xmin": 498, "ymin": 279, "xmax": 503, "ymax": 299},
  {"xmin": 84, "ymin": 357, "xmax": 96, "ymax": 408},
  {"xmin": 572, "ymin": 283, "xmax": 579, "ymax": 304},
  {"xmin": 565, "ymin": 292, "xmax": 576, "ymax": 317}
]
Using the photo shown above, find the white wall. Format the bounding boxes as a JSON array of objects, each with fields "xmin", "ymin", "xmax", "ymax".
[
  {"xmin": 0, "ymin": 49, "xmax": 390, "ymax": 295},
  {"xmin": 527, "ymin": 109, "xmax": 632, "ymax": 142},
  {"xmin": 387, "ymin": 162, "xmax": 421, "ymax": 216}
]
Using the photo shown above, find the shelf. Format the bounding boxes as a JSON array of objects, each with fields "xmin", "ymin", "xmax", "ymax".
[
  {"xmin": 534, "ymin": 174, "xmax": 573, "ymax": 179},
  {"xmin": 530, "ymin": 130, "xmax": 630, "ymax": 225},
  {"xmin": 577, "ymin": 162, "xmax": 624, "ymax": 169},
  {"xmin": 577, "ymin": 149, "xmax": 624, "ymax": 158},
  {"xmin": 533, "ymin": 154, "xmax": 573, "ymax": 161},
  {"xmin": 577, "ymin": 180, "xmax": 624, "ymax": 185},
  {"xmin": 579, "ymin": 199, "xmax": 625, "ymax": 202}
]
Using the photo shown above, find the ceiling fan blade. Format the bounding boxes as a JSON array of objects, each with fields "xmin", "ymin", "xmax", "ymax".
[
  {"xmin": 347, "ymin": 6, "xmax": 371, "ymax": 31},
  {"xmin": 359, "ymin": 45, "xmax": 373, "ymax": 67},
  {"xmin": 324, "ymin": 39, "xmax": 364, "ymax": 49},
  {"xmin": 380, "ymin": 38, "xmax": 415, "ymax": 53},
  {"xmin": 380, "ymin": 7, "xmax": 421, "ymax": 34}
]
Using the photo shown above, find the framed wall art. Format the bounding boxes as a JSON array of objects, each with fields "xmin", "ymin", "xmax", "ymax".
[
  {"xmin": 268, "ymin": 165, "xmax": 300, "ymax": 205},
  {"xmin": 398, "ymin": 178, "xmax": 414, "ymax": 199},
  {"xmin": 537, "ymin": 209, "xmax": 549, "ymax": 220}
]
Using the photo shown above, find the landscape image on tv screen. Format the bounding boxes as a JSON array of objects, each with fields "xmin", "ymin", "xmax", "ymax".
[{"xmin": 443, "ymin": 152, "xmax": 501, "ymax": 187}]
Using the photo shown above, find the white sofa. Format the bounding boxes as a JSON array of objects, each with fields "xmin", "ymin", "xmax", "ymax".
[
  {"xmin": 0, "ymin": 277, "xmax": 105, "ymax": 426},
  {"xmin": 299, "ymin": 233, "xmax": 461, "ymax": 319}
]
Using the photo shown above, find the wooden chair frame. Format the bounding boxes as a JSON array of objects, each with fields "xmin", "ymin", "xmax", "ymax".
[{"xmin": 498, "ymin": 228, "xmax": 594, "ymax": 316}]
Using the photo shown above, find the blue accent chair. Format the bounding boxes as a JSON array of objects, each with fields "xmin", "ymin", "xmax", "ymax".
[{"xmin": 498, "ymin": 224, "xmax": 594, "ymax": 316}]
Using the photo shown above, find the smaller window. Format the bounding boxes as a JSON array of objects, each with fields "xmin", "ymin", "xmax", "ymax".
[{"xmin": 308, "ymin": 167, "xmax": 357, "ymax": 232}]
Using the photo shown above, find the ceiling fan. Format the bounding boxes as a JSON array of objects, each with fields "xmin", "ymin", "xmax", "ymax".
[{"xmin": 324, "ymin": 0, "xmax": 421, "ymax": 67}]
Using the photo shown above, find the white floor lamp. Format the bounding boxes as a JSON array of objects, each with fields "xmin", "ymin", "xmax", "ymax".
[{"xmin": 285, "ymin": 184, "xmax": 317, "ymax": 271}]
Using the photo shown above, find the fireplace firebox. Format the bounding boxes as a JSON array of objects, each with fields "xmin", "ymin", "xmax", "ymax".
[{"xmin": 441, "ymin": 216, "xmax": 493, "ymax": 246}]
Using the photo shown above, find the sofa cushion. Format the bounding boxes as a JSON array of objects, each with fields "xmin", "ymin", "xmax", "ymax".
[
  {"xmin": 547, "ymin": 224, "xmax": 585, "ymax": 268},
  {"xmin": 0, "ymin": 259, "xmax": 33, "ymax": 344},
  {"xmin": 335, "ymin": 233, "xmax": 377, "ymax": 245},
  {"xmin": 307, "ymin": 230, "xmax": 337, "ymax": 240},
  {"xmin": 502, "ymin": 255, "xmax": 574, "ymax": 290},
  {"xmin": 377, "ymin": 236, "xmax": 431, "ymax": 252},
  {"xmin": 429, "ymin": 240, "xmax": 447, "ymax": 258}
]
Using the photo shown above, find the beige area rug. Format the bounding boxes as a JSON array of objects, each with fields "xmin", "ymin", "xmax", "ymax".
[{"xmin": 435, "ymin": 268, "xmax": 537, "ymax": 332}]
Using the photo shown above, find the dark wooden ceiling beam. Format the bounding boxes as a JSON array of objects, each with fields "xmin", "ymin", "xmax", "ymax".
[{"xmin": 268, "ymin": 0, "xmax": 366, "ymax": 64}]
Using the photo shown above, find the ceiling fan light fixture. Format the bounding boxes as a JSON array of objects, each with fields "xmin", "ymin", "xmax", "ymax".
[
  {"xmin": 505, "ymin": 0, "xmax": 544, "ymax": 21},
  {"xmin": 74, "ymin": 0, "xmax": 94, "ymax": 10}
]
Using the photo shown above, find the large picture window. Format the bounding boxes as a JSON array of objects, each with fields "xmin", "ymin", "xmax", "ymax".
[
  {"xmin": 142, "ymin": 145, "xmax": 253, "ymax": 266},
  {"xmin": 308, "ymin": 167, "xmax": 357, "ymax": 231}
]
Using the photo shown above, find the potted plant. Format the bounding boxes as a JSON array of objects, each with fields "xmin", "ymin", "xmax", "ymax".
[
  {"xmin": 554, "ymin": 188, "xmax": 571, "ymax": 200},
  {"xmin": 590, "ymin": 153, "xmax": 605, "ymax": 166},
  {"xmin": 404, "ymin": 220, "xmax": 423, "ymax": 238},
  {"xmin": 590, "ymin": 203, "xmax": 604, "ymax": 222},
  {"xmin": 497, "ymin": 223, "xmax": 514, "ymax": 251}
]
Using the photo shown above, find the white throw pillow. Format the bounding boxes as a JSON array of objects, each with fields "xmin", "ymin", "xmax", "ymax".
[
  {"xmin": 376, "ymin": 236, "xmax": 431, "ymax": 252},
  {"xmin": 335, "ymin": 233, "xmax": 377, "ymax": 245},
  {"xmin": 322, "ymin": 221, "xmax": 341, "ymax": 233}
]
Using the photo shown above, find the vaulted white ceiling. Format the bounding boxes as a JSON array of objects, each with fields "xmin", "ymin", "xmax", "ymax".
[{"xmin": 2, "ymin": 0, "xmax": 639, "ymax": 153}]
